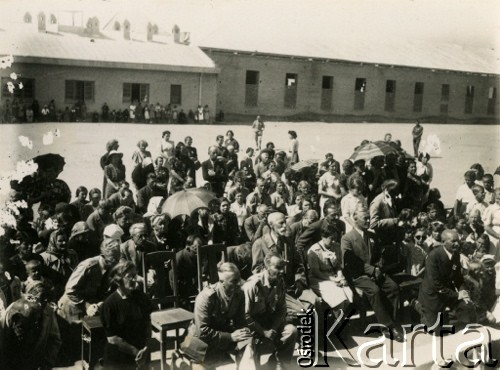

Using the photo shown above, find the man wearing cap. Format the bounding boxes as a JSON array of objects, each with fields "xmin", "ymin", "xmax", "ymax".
[
  {"xmin": 183, "ymin": 262, "xmax": 255, "ymax": 368},
  {"xmin": 454, "ymin": 170, "xmax": 477, "ymax": 217},
  {"xmin": 202, "ymin": 146, "xmax": 228, "ymax": 197}
]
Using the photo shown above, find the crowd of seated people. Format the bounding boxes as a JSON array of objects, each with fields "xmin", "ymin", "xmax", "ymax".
[{"xmin": 1, "ymin": 126, "xmax": 499, "ymax": 369}]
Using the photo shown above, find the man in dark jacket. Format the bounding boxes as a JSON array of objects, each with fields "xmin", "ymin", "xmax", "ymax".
[
  {"xmin": 417, "ymin": 229, "xmax": 476, "ymax": 329},
  {"xmin": 202, "ymin": 146, "xmax": 228, "ymax": 197},
  {"xmin": 296, "ymin": 202, "xmax": 345, "ymax": 255},
  {"xmin": 341, "ymin": 208, "xmax": 403, "ymax": 341}
]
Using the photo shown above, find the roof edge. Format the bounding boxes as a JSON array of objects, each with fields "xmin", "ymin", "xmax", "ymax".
[
  {"xmin": 200, "ymin": 47, "xmax": 500, "ymax": 77},
  {"xmin": 12, "ymin": 55, "xmax": 220, "ymax": 74}
]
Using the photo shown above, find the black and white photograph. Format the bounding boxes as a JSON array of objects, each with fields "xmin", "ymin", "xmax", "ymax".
[{"xmin": 0, "ymin": 0, "xmax": 499, "ymax": 368}]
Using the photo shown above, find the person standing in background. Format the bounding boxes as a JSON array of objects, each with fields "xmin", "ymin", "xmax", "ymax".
[
  {"xmin": 412, "ymin": 120, "xmax": 424, "ymax": 157},
  {"xmin": 252, "ymin": 115, "xmax": 265, "ymax": 150}
]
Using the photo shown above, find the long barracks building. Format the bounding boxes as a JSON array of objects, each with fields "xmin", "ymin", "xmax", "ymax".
[{"xmin": 0, "ymin": 7, "xmax": 499, "ymax": 123}]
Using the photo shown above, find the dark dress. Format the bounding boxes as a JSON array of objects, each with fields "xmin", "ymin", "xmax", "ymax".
[{"xmin": 101, "ymin": 290, "xmax": 153, "ymax": 369}]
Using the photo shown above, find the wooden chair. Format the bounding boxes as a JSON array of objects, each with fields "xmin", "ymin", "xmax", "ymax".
[
  {"xmin": 196, "ymin": 242, "xmax": 228, "ymax": 292},
  {"xmin": 143, "ymin": 251, "xmax": 194, "ymax": 370},
  {"xmin": 81, "ymin": 315, "xmax": 106, "ymax": 369}
]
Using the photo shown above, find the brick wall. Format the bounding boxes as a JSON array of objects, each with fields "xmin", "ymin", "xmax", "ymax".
[
  {"xmin": 206, "ymin": 50, "xmax": 500, "ymax": 123},
  {"xmin": 0, "ymin": 63, "xmax": 217, "ymax": 117}
]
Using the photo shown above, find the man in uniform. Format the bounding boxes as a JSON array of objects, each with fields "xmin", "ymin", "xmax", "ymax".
[
  {"xmin": 243, "ymin": 254, "xmax": 298, "ymax": 370},
  {"xmin": 58, "ymin": 238, "xmax": 121, "ymax": 323},
  {"xmin": 184, "ymin": 262, "xmax": 255, "ymax": 369}
]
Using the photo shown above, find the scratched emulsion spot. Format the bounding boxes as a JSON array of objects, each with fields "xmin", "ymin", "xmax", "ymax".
[
  {"xmin": 420, "ymin": 134, "xmax": 442, "ymax": 156},
  {"xmin": 0, "ymin": 160, "xmax": 37, "ymax": 235},
  {"xmin": 43, "ymin": 131, "xmax": 54, "ymax": 145},
  {"xmin": 18, "ymin": 136, "xmax": 33, "ymax": 150}
]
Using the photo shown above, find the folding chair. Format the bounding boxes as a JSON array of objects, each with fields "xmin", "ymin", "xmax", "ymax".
[
  {"xmin": 196, "ymin": 242, "xmax": 228, "ymax": 292},
  {"xmin": 144, "ymin": 251, "xmax": 194, "ymax": 370}
]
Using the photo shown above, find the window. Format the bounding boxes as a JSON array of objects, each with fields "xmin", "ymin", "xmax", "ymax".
[
  {"xmin": 487, "ymin": 87, "xmax": 497, "ymax": 115},
  {"xmin": 464, "ymin": 85, "xmax": 474, "ymax": 114},
  {"xmin": 354, "ymin": 78, "xmax": 366, "ymax": 110},
  {"xmin": 441, "ymin": 84, "xmax": 450, "ymax": 101},
  {"xmin": 1, "ymin": 77, "xmax": 35, "ymax": 99},
  {"xmin": 123, "ymin": 83, "xmax": 149, "ymax": 104},
  {"xmin": 413, "ymin": 82, "xmax": 424, "ymax": 112},
  {"xmin": 245, "ymin": 70, "xmax": 259, "ymax": 107},
  {"xmin": 384, "ymin": 80, "xmax": 396, "ymax": 112},
  {"xmin": 170, "ymin": 85, "xmax": 182, "ymax": 105},
  {"xmin": 65, "ymin": 80, "xmax": 94, "ymax": 102},
  {"xmin": 440, "ymin": 84, "xmax": 450, "ymax": 114},
  {"xmin": 321, "ymin": 76, "xmax": 333, "ymax": 111},
  {"xmin": 284, "ymin": 73, "xmax": 298, "ymax": 108}
]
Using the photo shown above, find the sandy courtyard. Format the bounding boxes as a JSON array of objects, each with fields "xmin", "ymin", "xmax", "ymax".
[{"xmin": 0, "ymin": 121, "xmax": 499, "ymax": 208}]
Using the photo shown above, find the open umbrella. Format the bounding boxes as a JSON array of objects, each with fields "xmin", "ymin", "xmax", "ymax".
[
  {"xmin": 349, "ymin": 142, "xmax": 399, "ymax": 162},
  {"xmin": 290, "ymin": 159, "xmax": 321, "ymax": 172},
  {"xmin": 161, "ymin": 187, "xmax": 217, "ymax": 218},
  {"xmin": 381, "ymin": 141, "xmax": 414, "ymax": 159}
]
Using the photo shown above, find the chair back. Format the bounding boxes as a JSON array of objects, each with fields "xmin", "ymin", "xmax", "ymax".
[
  {"xmin": 196, "ymin": 243, "xmax": 227, "ymax": 292},
  {"xmin": 142, "ymin": 250, "xmax": 179, "ymax": 308}
]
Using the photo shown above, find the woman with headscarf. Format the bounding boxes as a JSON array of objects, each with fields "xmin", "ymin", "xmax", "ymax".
[
  {"xmin": 67, "ymin": 221, "xmax": 95, "ymax": 261},
  {"xmin": 40, "ymin": 229, "xmax": 78, "ymax": 299}
]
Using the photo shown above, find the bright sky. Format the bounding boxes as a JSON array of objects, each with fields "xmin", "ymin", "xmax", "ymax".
[{"xmin": 2, "ymin": 0, "xmax": 498, "ymax": 45}]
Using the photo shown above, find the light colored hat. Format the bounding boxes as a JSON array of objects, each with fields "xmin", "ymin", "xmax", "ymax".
[
  {"xmin": 70, "ymin": 221, "xmax": 89, "ymax": 240},
  {"xmin": 143, "ymin": 196, "xmax": 164, "ymax": 218},
  {"xmin": 103, "ymin": 224, "xmax": 124, "ymax": 241},
  {"xmin": 108, "ymin": 150, "xmax": 123, "ymax": 158}
]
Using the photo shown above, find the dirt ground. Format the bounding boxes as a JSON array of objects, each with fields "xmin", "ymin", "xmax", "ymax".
[{"xmin": 0, "ymin": 121, "xmax": 499, "ymax": 207}]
